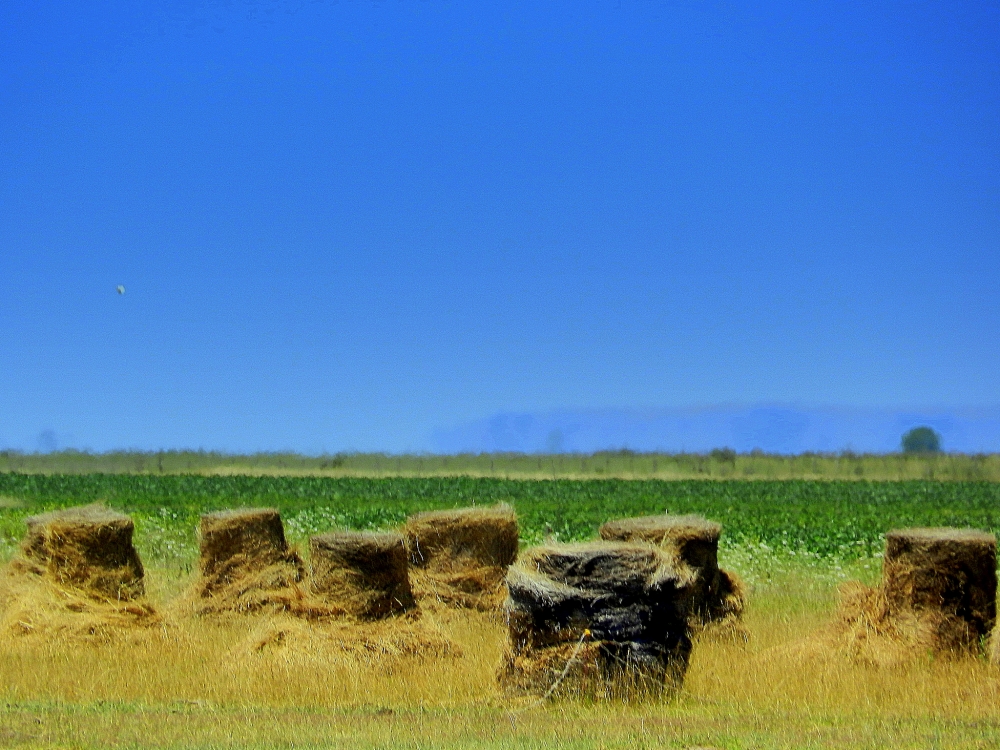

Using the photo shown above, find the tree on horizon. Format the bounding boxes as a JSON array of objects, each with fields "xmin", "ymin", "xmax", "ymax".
[{"xmin": 901, "ymin": 426, "xmax": 942, "ymax": 454}]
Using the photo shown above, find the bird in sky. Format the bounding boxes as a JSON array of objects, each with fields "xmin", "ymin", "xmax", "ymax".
[{"xmin": 116, "ymin": 285, "xmax": 126, "ymax": 295}]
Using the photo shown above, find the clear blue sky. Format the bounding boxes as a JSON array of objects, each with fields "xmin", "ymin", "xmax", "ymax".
[{"xmin": 1, "ymin": 1, "xmax": 998, "ymax": 453}]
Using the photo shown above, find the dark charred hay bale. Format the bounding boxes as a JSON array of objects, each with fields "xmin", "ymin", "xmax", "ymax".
[
  {"xmin": 18, "ymin": 504, "xmax": 145, "ymax": 600},
  {"xmin": 498, "ymin": 542, "xmax": 692, "ymax": 698},
  {"xmin": 189, "ymin": 508, "xmax": 320, "ymax": 617},
  {"xmin": 599, "ymin": 514, "xmax": 745, "ymax": 627},
  {"xmin": 0, "ymin": 504, "xmax": 159, "ymax": 641},
  {"xmin": 829, "ymin": 527, "xmax": 997, "ymax": 663},
  {"xmin": 310, "ymin": 531, "xmax": 416, "ymax": 619},
  {"xmin": 404, "ymin": 504, "xmax": 519, "ymax": 610}
]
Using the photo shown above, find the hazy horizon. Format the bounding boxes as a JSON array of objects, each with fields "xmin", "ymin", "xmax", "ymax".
[{"xmin": 4, "ymin": 403, "xmax": 999, "ymax": 456}]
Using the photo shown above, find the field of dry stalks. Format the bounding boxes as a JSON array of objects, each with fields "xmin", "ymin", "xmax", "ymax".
[{"xmin": 2, "ymin": 562, "xmax": 1000, "ymax": 749}]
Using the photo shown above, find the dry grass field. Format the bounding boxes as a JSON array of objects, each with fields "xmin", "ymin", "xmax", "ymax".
[
  {"xmin": 1, "ymin": 470, "xmax": 999, "ymax": 748},
  {"xmin": 4, "ymin": 449, "xmax": 1000, "ymax": 482},
  {"xmin": 2, "ymin": 562, "xmax": 1000, "ymax": 748}
]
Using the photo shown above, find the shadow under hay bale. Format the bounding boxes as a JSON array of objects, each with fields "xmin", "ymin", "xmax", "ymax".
[
  {"xmin": 0, "ymin": 504, "xmax": 159, "ymax": 641},
  {"xmin": 404, "ymin": 504, "xmax": 519, "ymax": 610},
  {"xmin": 829, "ymin": 527, "xmax": 997, "ymax": 664},
  {"xmin": 310, "ymin": 531, "xmax": 416, "ymax": 619},
  {"xmin": 599, "ymin": 514, "xmax": 745, "ymax": 629},
  {"xmin": 498, "ymin": 541, "xmax": 692, "ymax": 699},
  {"xmin": 187, "ymin": 508, "xmax": 324, "ymax": 617}
]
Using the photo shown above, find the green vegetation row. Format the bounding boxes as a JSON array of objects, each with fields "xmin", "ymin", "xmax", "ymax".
[
  {"xmin": 2, "ymin": 473, "xmax": 1000, "ymax": 569},
  {"xmin": 3, "ymin": 448, "xmax": 1000, "ymax": 480}
]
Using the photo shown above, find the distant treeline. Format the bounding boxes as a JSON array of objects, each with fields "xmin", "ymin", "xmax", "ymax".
[{"xmin": 1, "ymin": 449, "xmax": 998, "ymax": 481}]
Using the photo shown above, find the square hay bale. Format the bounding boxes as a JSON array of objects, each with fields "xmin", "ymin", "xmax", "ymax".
[
  {"xmin": 830, "ymin": 527, "xmax": 997, "ymax": 662},
  {"xmin": 600, "ymin": 514, "xmax": 720, "ymax": 565},
  {"xmin": 19, "ymin": 504, "xmax": 145, "ymax": 600},
  {"xmin": 883, "ymin": 528, "xmax": 996, "ymax": 633},
  {"xmin": 499, "ymin": 541, "xmax": 692, "ymax": 699},
  {"xmin": 0, "ymin": 504, "xmax": 159, "ymax": 642},
  {"xmin": 404, "ymin": 504, "xmax": 519, "ymax": 610},
  {"xmin": 189, "ymin": 508, "xmax": 310, "ymax": 615},
  {"xmin": 310, "ymin": 531, "xmax": 416, "ymax": 619},
  {"xmin": 199, "ymin": 508, "xmax": 290, "ymax": 577},
  {"xmin": 599, "ymin": 514, "xmax": 744, "ymax": 627}
]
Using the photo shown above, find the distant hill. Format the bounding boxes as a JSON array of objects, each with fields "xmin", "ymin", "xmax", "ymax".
[{"xmin": 432, "ymin": 405, "xmax": 1000, "ymax": 454}]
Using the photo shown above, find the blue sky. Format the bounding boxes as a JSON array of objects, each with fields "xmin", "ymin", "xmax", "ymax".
[{"xmin": 1, "ymin": 1, "xmax": 998, "ymax": 453}]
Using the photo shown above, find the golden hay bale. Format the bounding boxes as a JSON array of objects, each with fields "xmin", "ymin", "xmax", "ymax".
[
  {"xmin": 498, "ymin": 541, "xmax": 692, "ymax": 698},
  {"xmin": 882, "ymin": 528, "xmax": 996, "ymax": 640},
  {"xmin": 199, "ymin": 508, "xmax": 290, "ymax": 576},
  {"xmin": 18, "ymin": 504, "xmax": 145, "ymax": 600},
  {"xmin": 406, "ymin": 504, "xmax": 519, "ymax": 569},
  {"xmin": 599, "ymin": 514, "xmax": 745, "ymax": 627},
  {"xmin": 404, "ymin": 504, "xmax": 519, "ymax": 610},
  {"xmin": 310, "ymin": 531, "xmax": 416, "ymax": 619},
  {"xmin": 0, "ymin": 504, "xmax": 159, "ymax": 642},
  {"xmin": 600, "ymin": 513, "xmax": 721, "ymax": 551},
  {"xmin": 804, "ymin": 527, "xmax": 998, "ymax": 665},
  {"xmin": 186, "ymin": 508, "xmax": 324, "ymax": 617}
]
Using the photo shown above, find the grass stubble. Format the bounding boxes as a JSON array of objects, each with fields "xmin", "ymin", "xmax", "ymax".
[{"xmin": 2, "ymin": 562, "xmax": 1000, "ymax": 748}]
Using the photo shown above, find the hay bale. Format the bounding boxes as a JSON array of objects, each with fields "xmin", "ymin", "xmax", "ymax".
[
  {"xmin": 600, "ymin": 513, "xmax": 721, "ymax": 551},
  {"xmin": 0, "ymin": 504, "xmax": 158, "ymax": 642},
  {"xmin": 404, "ymin": 504, "xmax": 519, "ymax": 610},
  {"xmin": 599, "ymin": 514, "xmax": 745, "ymax": 626},
  {"xmin": 18, "ymin": 504, "xmax": 145, "ymax": 599},
  {"xmin": 832, "ymin": 527, "xmax": 997, "ymax": 662},
  {"xmin": 406, "ymin": 504, "xmax": 519, "ymax": 569},
  {"xmin": 883, "ymin": 528, "xmax": 996, "ymax": 636},
  {"xmin": 310, "ymin": 531, "xmax": 415, "ymax": 619},
  {"xmin": 189, "ymin": 508, "xmax": 315, "ymax": 616},
  {"xmin": 199, "ymin": 508, "xmax": 290, "ymax": 576},
  {"xmin": 498, "ymin": 541, "xmax": 692, "ymax": 698}
]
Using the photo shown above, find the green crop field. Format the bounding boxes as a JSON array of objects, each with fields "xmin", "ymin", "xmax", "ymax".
[{"xmin": 2, "ymin": 473, "xmax": 1000, "ymax": 571}]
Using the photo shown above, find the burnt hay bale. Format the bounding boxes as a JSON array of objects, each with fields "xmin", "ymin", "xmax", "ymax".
[
  {"xmin": 310, "ymin": 531, "xmax": 416, "ymax": 619},
  {"xmin": 191, "ymin": 508, "xmax": 310, "ymax": 615},
  {"xmin": 404, "ymin": 504, "xmax": 519, "ymax": 610},
  {"xmin": 499, "ymin": 541, "xmax": 692, "ymax": 698},
  {"xmin": 19, "ymin": 504, "xmax": 145, "ymax": 600},
  {"xmin": 835, "ymin": 527, "xmax": 997, "ymax": 660},
  {"xmin": 599, "ymin": 514, "xmax": 744, "ymax": 626}
]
